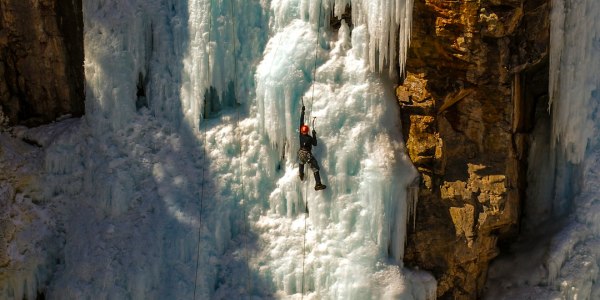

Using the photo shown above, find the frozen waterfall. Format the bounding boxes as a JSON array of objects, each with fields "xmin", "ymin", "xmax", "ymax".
[{"xmin": 0, "ymin": 0, "xmax": 437, "ymax": 299}]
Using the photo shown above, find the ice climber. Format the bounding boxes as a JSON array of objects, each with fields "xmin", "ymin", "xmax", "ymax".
[{"xmin": 298, "ymin": 105, "xmax": 327, "ymax": 191}]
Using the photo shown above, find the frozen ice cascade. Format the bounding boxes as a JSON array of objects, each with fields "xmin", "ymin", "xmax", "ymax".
[
  {"xmin": 485, "ymin": 0, "xmax": 600, "ymax": 299},
  {"xmin": 1, "ymin": 0, "xmax": 439, "ymax": 299}
]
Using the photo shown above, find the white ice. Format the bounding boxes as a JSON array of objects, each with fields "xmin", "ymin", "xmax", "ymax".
[{"xmin": 1, "ymin": 0, "xmax": 438, "ymax": 299}]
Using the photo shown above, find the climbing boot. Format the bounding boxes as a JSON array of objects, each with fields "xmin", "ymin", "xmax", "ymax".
[
  {"xmin": 314, "ymin": 172, "xmax": 327, "ymax": 191},
  {"xmin": 315, "ymin": 183, "xmax": 326, "ymax": 191}
]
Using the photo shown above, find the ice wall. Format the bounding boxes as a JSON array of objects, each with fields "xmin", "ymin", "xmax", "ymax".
[
  {"xmin": 253, "ymin": 13, "xmax": 420, "ymax": 297},
  {"xmin": 82, "ymin": 0, "xmax": 413, "ymax": 135},
  {"xmin": 548, "ymin": 0, "xmax": 598, "ymax": 164},
  {"xmin": 301, "ymin": 0, "xmax": 414, "ymax": 76},
  {"xmin": 83, "ymin": 0, "xmax": 266, "ymax": 134},
  {"xmin": 47, "ymin": 0, "xmax": 269, "ymax": 298},
  {"xmin": 36, "ymin": 0, "xmax": 433, "ymax": 299},
  {"xmin": 0, "ymin": 132, "xmax": 60, "ymax": 300},
  {"xmin": 544, "ymin": 0, "xmax": 600, "ymax": 294}
]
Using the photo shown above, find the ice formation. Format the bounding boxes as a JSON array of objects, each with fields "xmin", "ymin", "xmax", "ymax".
[
  {"xmin": 1, "ymin": 0, "xmax": 438, "ymax": 299},
  {"xmin": 0, "ymin": 131, "xmax": 56, "ymax": 300},
  {"xmin": 548, "ymin": 0, "xmax": 598, "ymax": 164},
  {"xmin": 541, "ymin": 0, "xmax": 600, "ymax": 292}
]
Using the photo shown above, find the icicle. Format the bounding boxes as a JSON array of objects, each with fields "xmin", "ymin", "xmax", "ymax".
[
  {"xmin": 407, "ymin": 176, "xmax": 420, "ymax": 230},
  {"xmin": 335, "ymin": 0, "xmax": 414, "ymax": 75},
  {"xmin": 296, "ymin": 0, "xmax": 415, "ymax": 75}
]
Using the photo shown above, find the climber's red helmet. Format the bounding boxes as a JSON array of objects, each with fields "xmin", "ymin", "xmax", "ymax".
[{"xmin": 300, "ymin": 125, "xmax": 310, "ymax": 134}]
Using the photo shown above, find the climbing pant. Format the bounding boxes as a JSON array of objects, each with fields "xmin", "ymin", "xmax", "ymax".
[{"xmin": 298, "ymin": 148, "xmax": 319, "ymax": 173}]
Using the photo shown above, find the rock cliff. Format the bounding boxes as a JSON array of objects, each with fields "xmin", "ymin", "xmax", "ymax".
[
  {"xmin": 399, "ymin": 0, "xmax": 550, "ymax": 298},
  {"xmin": 0, "ymin": 0, "xmax": 84, "ymax": 127}
]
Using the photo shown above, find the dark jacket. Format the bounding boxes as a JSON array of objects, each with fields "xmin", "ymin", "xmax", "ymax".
[{"xmin": 299, "ymin": 107, "xmax": 317, "ymax": 151}]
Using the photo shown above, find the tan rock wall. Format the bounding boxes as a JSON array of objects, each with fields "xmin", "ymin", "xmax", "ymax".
[
  {"xmin": 0, "ymin": 0, "xmax": 84, "ymax": 127},
  {"xmin": 400, "ymin": 0, "xmax": 549, "ymax": 298}
]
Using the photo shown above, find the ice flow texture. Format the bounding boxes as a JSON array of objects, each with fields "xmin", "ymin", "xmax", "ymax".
[
  {"xmin": 23, "ymin": 0, "xmax": 438, "ymax": 299},
  {"xmin": 542, "ymin": 0, "xmax": 600, "ymax": 297}
]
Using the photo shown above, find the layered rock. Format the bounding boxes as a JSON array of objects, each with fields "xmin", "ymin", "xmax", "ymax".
[
  {"xmin": 0, "ymin": 0, "xmax": 84, "ymax": 127},
  {"xmin": 399, "ymin": 0, "xmax": 549, "ymax": 298}
]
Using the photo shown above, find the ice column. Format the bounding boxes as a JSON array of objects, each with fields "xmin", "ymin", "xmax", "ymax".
[
  {"xmin": 549, "ymin": 0, "xmax": 599, "ymax": 163},
  {"xmin": 544, "ymin": 0, "xmax": 600, "ymax": 297}
]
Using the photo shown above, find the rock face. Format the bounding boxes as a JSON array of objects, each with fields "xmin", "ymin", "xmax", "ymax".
[
  {"xmin": 399, "ymin": 0, "xmax": 549, "ymax": 298},
  {"xmin": 0, "ymin": 0, "xmax": 84, "ymax": 127}
]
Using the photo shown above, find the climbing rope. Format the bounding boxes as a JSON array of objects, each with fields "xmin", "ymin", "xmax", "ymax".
[
  {"xmin": 301, "ymin": 3, "xmax": 323, "ymax": 298},
  {"xmin": 229, "ymin": 0, "xmax": 253, "ymax": 294},
  {"xmin": 193, "ymin": 0, "xmax": 212, "ymax": 299},
  {"xmin": 307, "ymin": 3, "xmax": 322, "ymax": 122},
  {"xmin": 192, "ymin": 1, "xmax": 323, "ymax": 297},
  {"xmin": 301, "ymin": 100, "xmax": 310, "ymax": 298}
]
